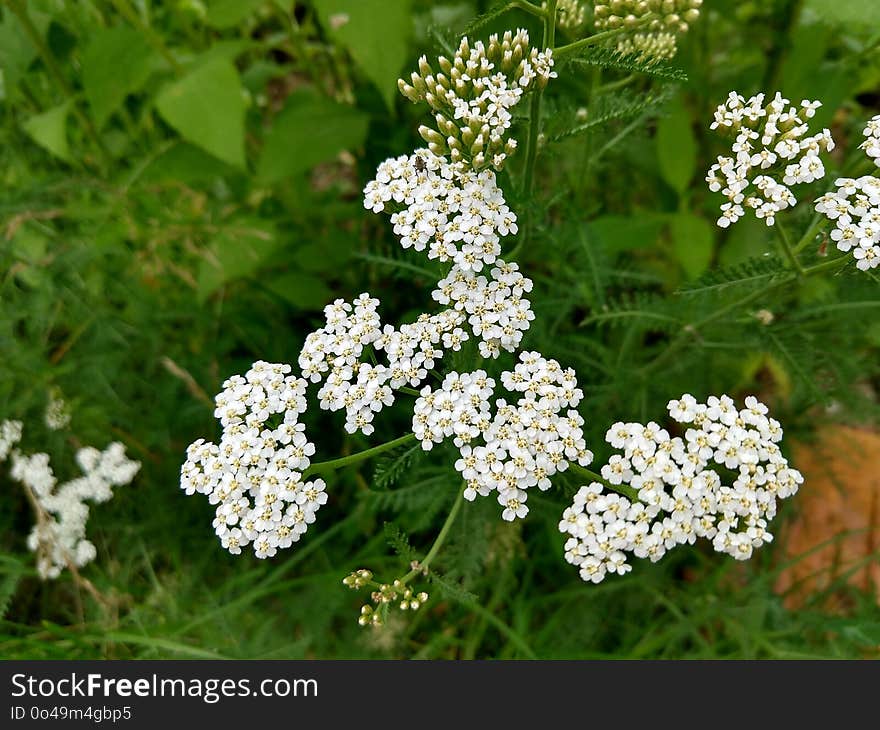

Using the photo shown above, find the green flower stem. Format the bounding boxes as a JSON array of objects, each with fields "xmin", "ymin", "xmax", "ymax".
[
  {"xmin": 303, "ymin": 432, "xmax": 416, "ymax": 477},
  {"xmin": 6, "ymin": 0, "xmax": 110, "ymax": 168},
  {"xmin": 568, "ymin": 462, "xmax": 640, "ymax": 502},
  {"xmin": 510, "ymin": 0, "xmax": 548, "ymax": 18},
  {"xmin": 596, "ymin": 73, "xmax": 637, "ymax": 94},
  {"xmin": 520, "ymin": 0, "xmax": 557, "ymax": 200},
  {"xmin": 774, "ymin": 219, "xmax": 806, "ymax": 276},
  {"xmin": 792, "ymin": 212, "xmax": 825, "ymax": 254},
  {"xmin": 552, "ymin": 25, "xmax": 633, "ymax": 60},
  {"xmin": 400, "ymin": 488, "xmax": 465, "ymax": 584},
  {"xmin": 639, "ymin": 253, "xmax": 850, "ymax": 376},
  {"xmin": 509, "ymin": 1, "xmax": 557, "ymax": 262}
]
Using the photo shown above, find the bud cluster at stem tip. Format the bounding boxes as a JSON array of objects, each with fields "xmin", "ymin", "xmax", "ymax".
[
  {"xmin": 594, "ymin": 0, "xmax": 702, "ymax": 61},
  {"xmin": 398, "ymin": 29, "xmax": 555, "ymax": 171}
]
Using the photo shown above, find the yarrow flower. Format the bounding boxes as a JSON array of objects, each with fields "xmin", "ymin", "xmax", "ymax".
[
  {"xmin": 861, "ymin": 114, "xmax": 880, "ymax": 166},
  {"xmin": 559, "ymin": 394, "xmax": 802, "ymax": 584},
  {"xmin": 363, "ymin": 149, "xmax": 517, "ymax": 272},
  {"xmin": 706, "ymin": 91, "xmax": 833, "ymax": 228},
  {"xmin": 180, "ymin": 361, "xmax": 327, "ymax": 559},
  {"xmin": 45, "ymin": 388, "xmax": 71, "ymax": 431},
  {"xmin": 432, "ymin": 260, "xmax": 535, "ymax": 358},
  {"xmin": 814, "ymin": 117, "xmax": 880, "ymax": 272},
  {"xmin": 1, "ymin": 420, "xmax": 139, "ymax": 580},
  {"xmin": 0, "ymin": 419, "xmax": 22, "ymax": 461},
  {"xmin": 593, "ymin": 0, "xmax": 702, "ymax": 62},
  {"xmin": 398, "ymin": 29, "xmax": 555, "ymax": 171},
  {"xmin": 413, "ymin": 352, "xmax": 594, "ymax": 521},
  {"xmin": 298, "ymin": 294, "xmax": 469, "ymax": 434}
]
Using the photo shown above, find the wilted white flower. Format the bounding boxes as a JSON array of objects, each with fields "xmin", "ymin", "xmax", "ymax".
[
  {"xmin": 7, "ymin": 426, "xmax": 139, "ymax": 580},
  {"xmin": 707, "ymin": 92, "xmax": 834, "ymax": 228},
  {"xmin": 0, "ymin": 419, "xmax": 23, "ymax": 461},
  {"xmin": 560, "ymin": 394, "xmax": 802, "ymax": 584},
  {"xmin": 414, "ymin": 352, "xmax": 594, "ymax": 521},
  {"xmin": 45, "ymin": 389, "xmax": 71, "ymax": 431}
]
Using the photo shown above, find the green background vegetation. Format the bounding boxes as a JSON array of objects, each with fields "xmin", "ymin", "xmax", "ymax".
[{"xmin": 1, "ymin": 0, "xmax": 879, "ymax": 659}]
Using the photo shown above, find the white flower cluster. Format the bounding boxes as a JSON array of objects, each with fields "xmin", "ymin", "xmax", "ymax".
[
  {"xmin": 363, "ymin": 150, "xmax": 535, "ymax": 359},
  {"xmin": 180, "ymin": 361, "xmax": 327, "ymax": 559},
  {"xmin": 559, "ymin": 394, "xmax": 802, "ymax": 584},
  {"xmin": 814, "ymin": 116, "xmax": 880, "ymax": 272},
  {"xmin": 433, "ymin": 260, "xmax": 535, "ymax": 358},
  {"xmin": 815, "ymin": 177, "xmax": 880, "ymax": 271},
  {"xmin": 413, "ymin": 352, "xmax": 594, "ymax": 521},
  {"xmin": 861, "ymin": 115, "xmax": 880, "ymax": 166},
  {"xmin": 706, "ymin": 92, "xmax": 833, "ymax": 228},
  {"xmin": 45, "ymin": 389, "xmax": 71, "ymax": 431},
  {"xmin": 363, "ymin": 149, "xmax": 517, "ymax": 272},
  {"xmin": 299, "ymin": 294, "xmax": 468, "ymax": 434},
  {"xmin": 398, "ymin": 29, "xmax": 555, "ymax": 171},
  {"xmin": 0, "ymin": 419, "xmax": 22, "ymax": 461},
  {"xmin": 1, "ymin": 420, "xmax": 139, "ymax": 580}
]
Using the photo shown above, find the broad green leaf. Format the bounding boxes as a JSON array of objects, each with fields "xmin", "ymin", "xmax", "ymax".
[
  {"xmin": 155, "ymin": 58, "xmax": 246, "ymax": 168},
  {"xmin": 719, "ymin": 215, "xmax": 772, "ymax": 267},
  {"xmin": 293, "ymin": 237, "xmax": 353, "ymax": 273},
  {"xmin": 266, "ymin": 272, "xmax": 334, "ymax": 310},
  {"xmin": 205, "ymin": 0, "xmax": 265, "ymax": 28},
  {"xmin": 656, "ymin": 98, "xmax": 696, "ymax": 194},
  {"xmin": 779, "ymin": 23, "xmax": 830, "ymax": 101},
  {"xmin": 197, "ymin": 225, "xmax": 278, "ymax": 301},
  {"xmin": 82, "ymin": 26, "xmax": 155, "ymax": 128},
  {"xmin": 587, "ymin": 214, "xmax": 665, "ymax": 253},
  {"xmin": 670, "ymin": 213, "xmax": 714, "ymax": 280},
  {"xmin": 258, "ymin": 89, "xmax": 368, "ymax": 183},
  {"xmin": 22, "ymin": 102, "xmax": 71, "ymax": 162},
  {"xmin": 312, "ymin": 0, "xmax": 412, "ymax": 110},
  {"xmin": 0, "ymin": 6, "xmax": 51, "ymax": 91},
  {"xmin": 805, "ymin": 0, "xmax": 880, "ymax": 25},
  {"xmin": 191, "ymin": 39, "xmax": 254, "ymax": 68},
  {"xmin": 141, "ymin": 142, "xmax": 234, "ymax": 183}
]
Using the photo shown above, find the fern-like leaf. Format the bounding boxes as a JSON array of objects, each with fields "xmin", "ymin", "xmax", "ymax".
[
  {"xmin": 566, "ymin": 48, "xmax": 689, "ymax": 82},
  {"xmin": 383, "ymin": 522, "xmax": 417, "ymax": 563},
  {"xmin": 372, "ymin": 443, "xmax": 423, "ymax": 491},
  {"xmin": 427, "ymin": 570, "xmax": 479, "ymax": 604},
  {"xmin": 462, "ymin": 1, "xmax": 516, "ymax": 36},
  {"xmin": 551, "ymin": 85, "xmax": 677, "ymax": 142},
  {"xmin": 679, "ymin": 256, "xmax": 788, "ymax": 295}
]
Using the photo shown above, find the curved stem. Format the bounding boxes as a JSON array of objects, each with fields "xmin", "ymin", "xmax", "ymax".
[
  {"xmin": 793, "ymin": 212, "xmax": 825, "ymax": 253},
  {"xmin": 774, "ymin": 219, "xmax": 806, "ymax": 276},
  {"xmin": 303, "ymin": 432, "xmax": 416, "ymax": 477},
  {"xmin": 568, "ymin": 462, "xmax": 639, "ymax": 501},
  {"xmin": 520, "ymin": 0, "xmax": 557, "ymax": 199},
  {"xmin": 512, "ymin": 1, "xmax": 557, "ymax": 262},
  {"xmin": 553, "ymin": 24, "xmax": 638, "ymax": 60},
  {"xmin": 511, "ymin": 0, "xmax": 548, "ymax": 18},
  {"xmin": 401, "ymin": 488, "xmax": 464, "ymax": 584}
]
